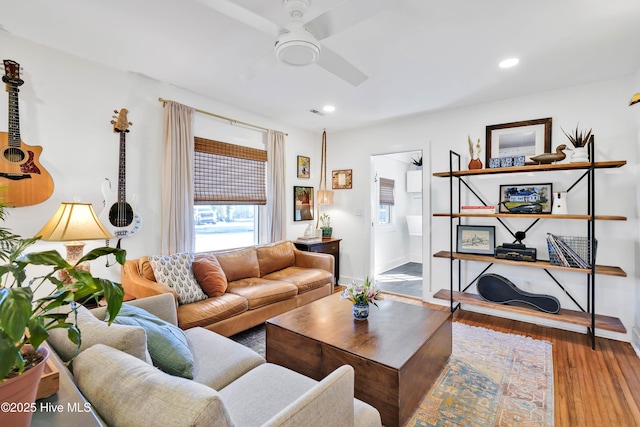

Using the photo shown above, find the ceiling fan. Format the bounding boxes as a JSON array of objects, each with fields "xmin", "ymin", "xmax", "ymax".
[{"xmin": 199, "ymin": 0, "xmax": 389, "ymax": 86}]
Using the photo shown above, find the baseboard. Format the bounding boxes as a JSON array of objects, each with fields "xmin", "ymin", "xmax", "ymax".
[{"xmin": 632, "ymin": 326, "xmax": 640, "ymax": 358}]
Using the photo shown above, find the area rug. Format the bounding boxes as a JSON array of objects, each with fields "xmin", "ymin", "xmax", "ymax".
[{"xmin": 230, "ymin": 322, "xmax": 554, "ymax": 427}]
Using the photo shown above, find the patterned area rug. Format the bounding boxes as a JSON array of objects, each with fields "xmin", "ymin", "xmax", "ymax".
[{"xmin": 230, "ymin": 322, "xmax": 554, "ymax": 427}]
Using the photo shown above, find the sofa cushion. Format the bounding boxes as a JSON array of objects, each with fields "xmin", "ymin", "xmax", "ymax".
[
  {"xmin": 185, "ymin": 327, "xmax": 264, "ymax": 390},
  {"xmin": 148, "ymin": 252, "xmax": 207, "ymax": 304},
  {"xmin": 138, "ymin": 256, "xmax": 157, "ymax": 282},
  {"xmin": 193, "ymin": 253, "xmax": 228, "ymax": 297},
  {"xmin": 215, "ymin": 247, "xmax": 260, "ymax": 281},
  {"xmin": 73, "ymin": 344, "xmax": 234, "ymax": 427},
  {"xmin": 256, "ymin": 241, "xmax": 296, "ymax": 277},
  {"xmin": 226, "ymin": 278, "xmax": 298, "ymax": 309},
  {"xmin": 177, "ymin": 293, "xmax": 248, "ymax": 330},
  {"xmin": 111, "ymin": 305, "xmax": 195, "ymax": 379},
  {"xmin": 219, "ymin": 363, "xmax": 355, "ymax": 427},
  {"xmin": 263, "ymin": 267, "xmax": 333, "ymax": 294},
  {"xmin": 46, "ymin": 306, "xmax": 148, "ymax": 363}
]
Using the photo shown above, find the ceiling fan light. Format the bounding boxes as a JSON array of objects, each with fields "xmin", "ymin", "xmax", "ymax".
[{"xmin": 275, "ymin": 39, "xmax": 321, "ymax": 66}]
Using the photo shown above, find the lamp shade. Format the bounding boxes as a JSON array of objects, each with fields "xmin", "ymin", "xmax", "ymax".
[
  {"xmin": 36, "ymin": 202, "xmax": 113, "ymax": 241},
  {"xmin": 317, "ymin": 189, "xmax": 334, "ymax": 205}
]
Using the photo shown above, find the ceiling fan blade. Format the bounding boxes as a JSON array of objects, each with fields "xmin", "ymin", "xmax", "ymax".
[
  {"xmin": 197, "ymin": 0, "xmax": 280, "ymax": 36},
  {"xmin": 305, "ymin": 0, "xmax": 390, "ymax": 40},
  {"xmin": 239, "ymin": 51, "xmax": 277, "ymax": 82},
  {"xmin": 316, "ymin": 46, "xmax": 367, "ymax": 86}
]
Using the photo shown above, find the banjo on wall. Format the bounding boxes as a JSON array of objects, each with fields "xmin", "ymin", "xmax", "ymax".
[
  {"xmin": 0, "ymin": 59, "xmax": 54, "ymax": 206},
  {"xmin": 99, "ymin": 108, "xmax": 141, "ymax": 239}
]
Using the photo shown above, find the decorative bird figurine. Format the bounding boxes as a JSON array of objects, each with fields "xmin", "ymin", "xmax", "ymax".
[{"xmin": 529, "ymin": 144, "xmax": 567, "ymax": 164}]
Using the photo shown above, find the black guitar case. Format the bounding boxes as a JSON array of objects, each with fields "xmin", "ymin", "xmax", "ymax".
[{"xmin": 477, "ymin": 273, "xmax": 561, "ymax": 314}]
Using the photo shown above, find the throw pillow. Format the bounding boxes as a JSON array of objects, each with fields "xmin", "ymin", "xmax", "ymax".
[
  {"xmin": 193, "ymin": 253, "xmax": 228, "ymax": 297},
  {"xmin": 148, "ymin": 252, "xmax": 207, "ymax": 304},
  {"xmin": 111, "ymin": 304, "xmax": 195, "ymax": 379},
  {"xmin": 46, "ymin": 306, "xmax": 148, "ymax": 363}
]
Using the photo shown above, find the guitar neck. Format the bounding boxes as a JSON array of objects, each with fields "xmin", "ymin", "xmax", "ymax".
[
  {"xmin": 118, "ymin": 131, "xmax": 127, "ymax": 204},
  {"xmin": 7, "ymin": 85, "xmax": 21, "ymax": 147}
]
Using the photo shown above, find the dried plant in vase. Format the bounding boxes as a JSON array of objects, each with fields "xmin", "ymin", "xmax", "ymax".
[{"xmin": 561, "ymin": 124, "xmax": 593, "ymax": 162}]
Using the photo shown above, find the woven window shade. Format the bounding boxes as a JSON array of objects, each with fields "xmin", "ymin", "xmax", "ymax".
[
  {"xmin": 379, "ymin": 178, "xmax": 395, "ymax": 206},
  {"xmin": 194, "ymin": 137, "xmax": 267, "ymax": 205}
]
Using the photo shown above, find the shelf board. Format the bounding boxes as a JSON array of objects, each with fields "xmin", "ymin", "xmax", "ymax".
[
  {"xmin": 433, "ymin": 213, "xmax": 627, "ymax": 221},
  {"xmin": 433, "ymin": 289, "xmax": 627, "ymax": 334},
  {"xmin": 433, "ymin": 250, "xmax": 627, "ymax": 277},
  {"xmin": 433, "ymin": 160, "xmax": 626, "ymax": 177}
]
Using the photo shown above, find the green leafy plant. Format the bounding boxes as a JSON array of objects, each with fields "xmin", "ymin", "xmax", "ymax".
[
  {"xmin": 561, "ymin": 124, "xmax": 592, "ymax": 148},
  {"xmin": 411, "ymin": 156, "xmax": 423, "ymax": 167},
  {"xmin": 319, "ymin": 213, "xmax": 331, "ymax": 228},
  {"xmin": 0, "ymin": 205, "xmax": 126, "ymax": 381},
  {"xmin": 340, "ymin": 277, "xmax": 383, "ymax": 307}
]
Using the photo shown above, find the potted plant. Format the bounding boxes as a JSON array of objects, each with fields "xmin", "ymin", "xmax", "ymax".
[
  {"xmin": 340, "ymin": 277, "xmax": 383, "ymax": 320},
  {"xmin": 561, "ymin": 124, "xmax": 592, "ymax": 162},
  {"xmin": 411, "ymin": 156, "xmax": 423, "ymax": 169},
  {"xmin": 319, "ymin": 213, "xmax": 332, "ymax": 238},
  {"xmin": 0, "ymin": 205, "xmax": 126, "ymax": 427}
]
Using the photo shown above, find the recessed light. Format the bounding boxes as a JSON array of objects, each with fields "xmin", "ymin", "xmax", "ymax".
[
  {"xmin": 499, "ymin": 58, "xmax": 519, "ymax": 68},
  {"xmin": 322, "ymin": 105, "xmax": 336, "ymax": 113}
]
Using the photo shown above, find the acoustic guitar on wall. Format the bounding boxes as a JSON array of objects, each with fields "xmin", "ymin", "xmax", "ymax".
[
  {"xmin": 99, "ymin": 108, "xmax": 142, "ymax": 239},
  {"xmin": 0, "ymin": 59, "xmax": 54, "ymax": 206}
]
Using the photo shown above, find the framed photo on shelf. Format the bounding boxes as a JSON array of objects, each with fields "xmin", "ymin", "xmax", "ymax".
[
  {"xmin": 293, "ymin": 186, "xmax": 314, "ymax": 221},
  {"xmin": 485, "ymin": 117, "xmax": 552, "ymax": 165},
  {"xmin": 498, "ymin": 183, "xmax": 552, "ymax": 214},
  {"xmin": 456, "ymin": 225, "xmax": 496, "ymax": 255},
  {"xmin": 297, "ymin": 156, "xmax": 310, "ymax": 178},
  {"xmin": 332, "ymin": 169, "xmax": 352, "ymax": 189}
]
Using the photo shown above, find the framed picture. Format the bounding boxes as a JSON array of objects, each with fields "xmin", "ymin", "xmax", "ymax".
[
  {"xmin": 485, "ymin": 117, "xmax": 552, "ymax": 165},
  {"xmin": 294, "ymin": 186, "xmax": 314, "ymax": 221},
  {"xmin": 332, "ymin": 169, "xmax": 352, "ymax": 189},
  {"xmin": 297, "ymin": 156, "xmax": 310, "ymax": 178},
  {"xmin": 457, "ymin": 225, "xmax": 496, "ymax": 255},
  {"xmin": 498, "ymin": 183, "xmax": 552, "ymax": 214}
]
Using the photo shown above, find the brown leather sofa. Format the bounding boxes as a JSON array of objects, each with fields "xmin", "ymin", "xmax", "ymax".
[{"xmin": 121, "ymin": 241, "xmax": 334, "ymax": 336}]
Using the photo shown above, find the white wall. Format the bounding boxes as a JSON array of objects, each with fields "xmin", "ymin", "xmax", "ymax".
[
  {"xmin": 0, "ymin": 32, "xmax": 322, "ymax": 291},
  {"xmin": 330, "ymin": 76, "xmax": 638, "ymax": 341}
]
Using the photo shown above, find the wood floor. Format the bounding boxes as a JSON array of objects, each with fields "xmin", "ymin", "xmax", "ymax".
[{"xmin": 384, "ymin": 293, "xmax": 640, "ymax": 427}]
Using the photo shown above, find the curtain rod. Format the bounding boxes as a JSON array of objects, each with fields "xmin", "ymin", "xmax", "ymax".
[{"xmin": 158, "ymin": 98, "xmax": 287, "ymax": 136}]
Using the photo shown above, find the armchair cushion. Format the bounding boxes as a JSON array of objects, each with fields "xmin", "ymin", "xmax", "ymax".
[
  {"xmin": 148, "ymin": 252, "xmax": 207, "ymax": 304},
  {"xmin": 111, "ymin": 304, "xmax": 195, "ymax": 379}
]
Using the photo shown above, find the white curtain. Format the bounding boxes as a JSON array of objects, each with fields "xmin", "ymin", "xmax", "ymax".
[
  {"xmin": 262, "ymin": 130, "xmax": 286, "ymax": 243},
  {"xmin": 161, "ymin": 101, "xmax": 195, "ymax": 254}
]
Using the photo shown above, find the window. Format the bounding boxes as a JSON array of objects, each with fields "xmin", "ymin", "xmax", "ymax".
[
  {"xmin": 379, "ymin": 177, "xmax": 395, "ymax": 225},
  {"xmin": 193, "ymin": 137, "xmax": 266, "ymax": 251}
]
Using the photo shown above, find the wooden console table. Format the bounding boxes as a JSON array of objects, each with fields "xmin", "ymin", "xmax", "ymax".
[{"xmin": 294, "ymin": 238, "xmax": 341, "ymax": 282}]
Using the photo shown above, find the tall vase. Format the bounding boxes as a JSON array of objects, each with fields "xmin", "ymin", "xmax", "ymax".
[
  {"xmin": 0, "ymin": 345, "xmax": 50, "ymax": 427},
  {"xmin": 352, "ymin": 303, "xmax": 369, "ymax": 320}
]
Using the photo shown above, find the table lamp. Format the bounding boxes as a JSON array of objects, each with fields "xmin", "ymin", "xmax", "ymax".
[{"xmin": 35, "ymin": 202, "xmax": 114, "ymax": 274}]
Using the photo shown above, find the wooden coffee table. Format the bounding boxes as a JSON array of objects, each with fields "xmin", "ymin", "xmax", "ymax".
[{"xmin": 266, "ymin": 293, "xmax": 452, "ymax": 427}]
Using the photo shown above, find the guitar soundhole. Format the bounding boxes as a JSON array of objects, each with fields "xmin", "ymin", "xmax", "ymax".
[
  {"xmin": 3, "ymin": 147, "xmax": 25, "ymax": 163},
  {"xmin": 108, "ymin": 202, "xmax": 134, "ymax": 227}
]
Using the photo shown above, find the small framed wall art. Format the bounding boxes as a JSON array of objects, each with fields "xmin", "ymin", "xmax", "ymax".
[
  {"xmin": 332, "ymin": 169, "xmax": 352, "ymax": 189},
  {"xmin": 485, "ymin": 117, "xmax": 552, "ymax": 165},
  {"xmin": 457, "ymin": 225, "xmax": 496, "ymax": 255},
  {"xmin": 293, "ymin": 186, "xmax": 314, "ymax": 221},
  {"xmin": 297, "ymin": 156, "xmax": 310, "ymax": 179},
  {"xmin": 499, "ymin": 183, "xmax": 552, "ymax": 214}
]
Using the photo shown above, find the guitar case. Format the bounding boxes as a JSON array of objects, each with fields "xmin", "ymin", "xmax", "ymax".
[{"xmin": 477, "ymin": 273, "xmax": 560, "ymax": 314}]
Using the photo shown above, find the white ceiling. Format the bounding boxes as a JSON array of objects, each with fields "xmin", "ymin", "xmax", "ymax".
[{"xmin": 2, "ymin": 0, "xmax": 640, "ymax": 133}]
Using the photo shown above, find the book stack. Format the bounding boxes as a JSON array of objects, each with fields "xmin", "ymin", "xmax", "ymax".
[
  {"xmin": 546, "ymin": 234, "xmax": 596, "ymax": 268},
  {"xmin": 460, "ymin": 205, "xmax": 495, "ymax": 214},
  {"xmin": 296, "ymin": 236, "xmax": 322, "ymax": 244}
]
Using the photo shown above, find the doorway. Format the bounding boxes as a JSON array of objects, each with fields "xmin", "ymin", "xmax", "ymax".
[{"xmin": 371, "ymin": 150, "xmax": 423, "ymax": 298}]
